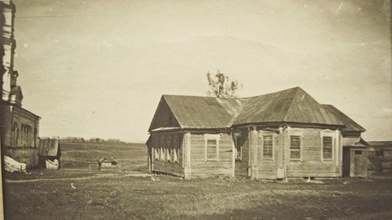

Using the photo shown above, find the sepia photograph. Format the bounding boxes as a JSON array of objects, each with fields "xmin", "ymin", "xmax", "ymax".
[{"xmin": 1, "ymin": 0, "xmax": 391, "ymax": 219}]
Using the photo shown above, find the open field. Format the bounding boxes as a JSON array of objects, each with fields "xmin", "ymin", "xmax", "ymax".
[
  {"xmin": 3, "ymin": 143, "xmax": 392, "ymax": 220},
  {"xmin": 59, "ymin": 142, "xmax": 148, "ymax": 171}
]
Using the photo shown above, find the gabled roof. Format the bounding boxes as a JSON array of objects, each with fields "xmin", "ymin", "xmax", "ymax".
[
  {"xmin": 98, "ymin": 157, "xmax": 117, "ymax": 163},
  {"xmin": 148, "ymin": 87, "xmax": 364, "ymax": 132},
  {"xmin": 343, "ymin": 137, "xmax": 368, "ymax": 147},
  {"xmin": 234, "ymin": 87, "xmax": 344, "ymax": 126},
  {"xmin": 148, "ymin": 95, "xmax": 244, "ymax": 131}
]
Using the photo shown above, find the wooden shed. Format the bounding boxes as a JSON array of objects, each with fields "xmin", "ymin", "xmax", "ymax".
[
  {"xmin": 38, "ymin": 138, "xmax": 61, "ymax": 170},
  {"xmin": 367, "ymin": 141, "xmax": 392, "ymax": 158},
  {"xmin": 341, "ymin": 137, "xmax": 368, "ymax": 177},
  {"xmin": 146, "ymin": 87, "xmax": 367, "ymax": 180},
  {"xmin": 367, "ymin": 141, "xmax": 392, "ymax": 174},
  {"xmin": 98, "ymin": 158, "xmax": 118, "ymax": 169}
]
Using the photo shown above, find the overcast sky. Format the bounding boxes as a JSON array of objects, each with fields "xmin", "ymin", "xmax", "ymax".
[{"xmin": 12, "ymin": 0, "xmax": 391, "ymax": 142}]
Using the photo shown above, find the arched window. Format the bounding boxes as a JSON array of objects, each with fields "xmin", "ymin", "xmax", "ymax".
[
  {"xmin": 27, "ymin": 126, "xmax": 30, "ymax": 146},
  {"xmin": 20, "ymin": 124, "xmax": 24, "ymax": 145},
  {"xmin": 34, "ymin": 128, "xmax": 37, "ymax": 147},
  {"xmin": 13, "ymin": 123, "xmax": 19, "ymax": 146},
  {"xmin": 26, "ymin": 125, "xmax": 29, "ymax": 146},
  {"xmin": 24, "ymin": 124, "xmax": 26, "ymax": 146}
]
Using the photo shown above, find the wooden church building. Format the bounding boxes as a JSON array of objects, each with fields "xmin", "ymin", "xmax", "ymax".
[{"xmin": 146, "ymin": 87, "xmax": 367, "ymax": 180}]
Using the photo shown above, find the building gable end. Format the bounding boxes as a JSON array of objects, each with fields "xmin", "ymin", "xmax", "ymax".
[{"xmin": 148, "ymin": 96, "xmax": 181, "ymax": 132}]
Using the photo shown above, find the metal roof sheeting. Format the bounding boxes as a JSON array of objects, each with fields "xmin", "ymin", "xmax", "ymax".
[
  {"xmin": 342, "ymin": 137, "xmax": 368, "ymax": 147},
  {"xmin": 234, "ymin": 87, "xmax": 344, "ymax": 126},
  {"xmin": 163, "ymin": 95, "xmax": 245, "ymax": 129},
  {"xmin": 149, "ymin": 87, "xmax": 365, "ymax": 131}
]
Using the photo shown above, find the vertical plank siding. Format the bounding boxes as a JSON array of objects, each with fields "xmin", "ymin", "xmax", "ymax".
[
  {"xmin": 149, "ymin": 132, "xmax": 184, "ymax": 177},
  {"xmin": 189, "ymin": 133, "xmax": 234, "ymax": 178}
]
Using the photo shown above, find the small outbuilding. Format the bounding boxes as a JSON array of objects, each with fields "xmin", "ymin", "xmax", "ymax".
[
  {"xmin": 98, "ymin": 158, "xmax": 117, "ymax": 169},
  {"xmin": 367, "ymin": 141, "xmax": 392, "ymax": 174},
  {"xmin": 38, "ymin": 138, "xmax": 61, "ymax": 170},
  {"xmin": 341, "ymin": 137, "xmax": 369, "ymax": 177}
]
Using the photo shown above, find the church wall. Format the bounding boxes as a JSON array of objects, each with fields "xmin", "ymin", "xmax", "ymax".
[
  {"xmin": 1, "ymin": 104, "xmax": 40, "ymax": 168},
  {"xmin": 12, "ymin": 106, "xmax": 39, "ymax": 148},
  {"xmin": 4, "ymin": 147, "xmax": 38, "ymax": 169},
  {"xmin": 1, "ymin": 104, "xmax": 13, "ymax": 147}
]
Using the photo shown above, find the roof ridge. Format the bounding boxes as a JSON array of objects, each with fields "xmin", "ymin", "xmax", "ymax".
[
  {"xmin": 283, "ymin": 87, "xmax": 301, "ymax": 121},
  {"xmin": 162, "ymin": 94, "xmax": 240, "ymax": 100},
  {"xmin": 227, "ymin": 99, "xmax": 248, "ymax": 126},
  {"xmin": 162, "ymin": 87, "xmax": 303, "ymax": 100}
]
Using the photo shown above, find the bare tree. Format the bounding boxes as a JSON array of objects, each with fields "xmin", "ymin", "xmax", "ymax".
[{"xmin": 206, "ymin": 70, "xmax": 241, "ymax": 98}]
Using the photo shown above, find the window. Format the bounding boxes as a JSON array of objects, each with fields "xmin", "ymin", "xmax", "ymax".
[
  {"xmin": 21, "ymin": 124, "xmax": 24, "ymax": 144},
  {"xmin": 207, "ymin": 140, "xmax": 218, "ymax": 160},
  {"xmin": 235, "ymin": 135, "xmax": 242, "ymax": 161},
  {"xmin": 290, "ymin": 135, "xmax": 301, "ymax": 160},
  {"xmin": 320, "ymin": 130, "xmax": 335, "ymax": 161},
  {"xmin": 262, "ymin": 135, "xmax": 273, "ymax": 159},
  {"xmin": 322, "ymin": 136, "xmax": 333, "ymax": 160},
  {"xmin": 204, "ymin": 134, "xmax": 220, "ymax": 161},
  {"xmin": 13, "ymin": 123, "xmax": 19, "ymax": 145}
]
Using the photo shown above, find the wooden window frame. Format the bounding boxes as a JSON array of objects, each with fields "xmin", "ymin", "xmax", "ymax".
[
  {"xmin": 261, "ymin": 134, "xmax": 274, "ymax": 160},
  {"xmin": 289, "ymin": 129, "xmax": 303, "ymax": 161},
  {"xmin": 320, "ymin": 130, "xmax": 335, "ymax": 161},
  {"xmin": 13, "ymin": 122, "xmax": 19, "ymax": 145},
  {"xmin": 204, "ymin": 134, "xmax": 220, "ymax": 161}
]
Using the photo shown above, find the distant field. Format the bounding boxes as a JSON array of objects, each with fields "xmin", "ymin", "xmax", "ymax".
[
  {"xmin": 3, "ymin": 143, "xmax": 392, "ymax": 220},
  {"xmin": 60, "ymin": 142, "xmax": 147, "ymax": 171}
]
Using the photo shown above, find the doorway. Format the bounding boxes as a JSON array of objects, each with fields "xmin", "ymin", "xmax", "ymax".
[
  {"xmin": 342, "ymin": 147, "xmax": 367, "ymax": 177},
  {"xmin": 342, "ymin": 148, "xmax": 350, "ymax": 177}
]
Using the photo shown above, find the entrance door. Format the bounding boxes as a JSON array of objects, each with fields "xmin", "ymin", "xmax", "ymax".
[
  {"xmin": 342, "ymin": 148, "xmax": 350, "ymax": 177},
  {"xmin": 353, "ymin": 150, "xmax": 363, "ymax": 177}
]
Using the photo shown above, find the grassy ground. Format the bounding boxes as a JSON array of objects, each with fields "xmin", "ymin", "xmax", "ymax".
[{"xmin": 3, "ymin": 143, "xmax": 392, "ymax": 220}]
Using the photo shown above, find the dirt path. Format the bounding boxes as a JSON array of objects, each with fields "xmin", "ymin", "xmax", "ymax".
[{"xmin": 5, "ymin": 171, "xmax": 152, "ymax": 183}]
